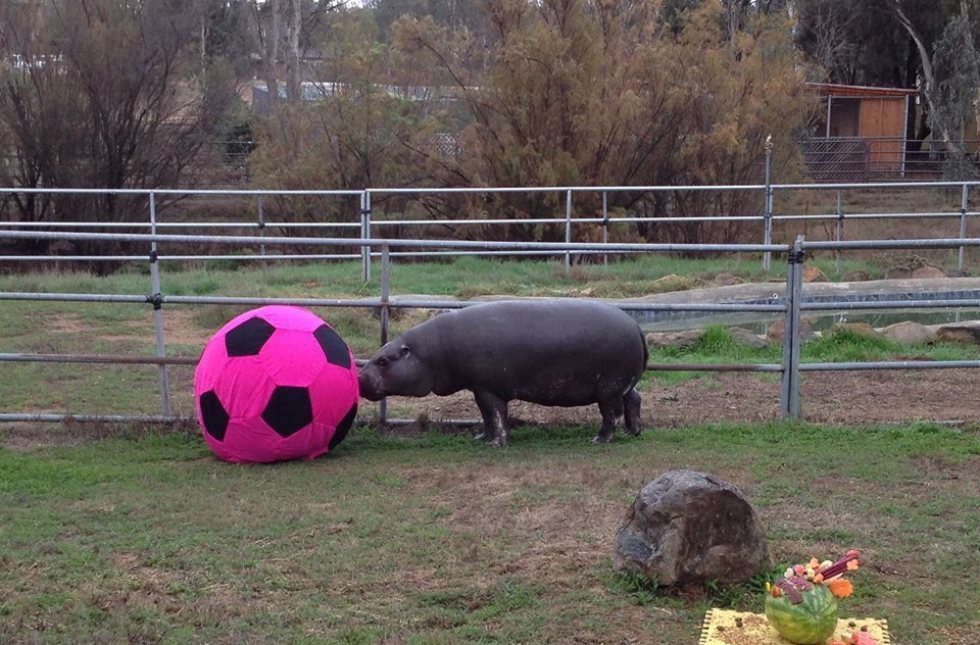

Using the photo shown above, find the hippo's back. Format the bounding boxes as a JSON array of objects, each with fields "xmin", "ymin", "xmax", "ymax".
[{"xmin": 426, "ymin": 299, "xmax": 646, "ymax": 405}]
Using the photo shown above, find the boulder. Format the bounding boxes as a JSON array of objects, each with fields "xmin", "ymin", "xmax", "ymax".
[
  {"xmin": 613, "ymin": 470, "xmax": 771, "ymax": 587},
  {"xmin": 936, "ymin": 321, "xmax": 980, "ymax": 344},
  {"xmin": 877, "ymin": 321, "xmax": 935, "ymax": 345}
]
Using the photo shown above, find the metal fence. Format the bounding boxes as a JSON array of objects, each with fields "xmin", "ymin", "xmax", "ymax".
[
  {"xmin": 2, "ymin": 177, "xmax": 979, "ymax": 280},
  {"xmin": 1, "ymin": 224, "xmax": 979, "ymax": 427},
  {"xmin": 801, "ymin": 137, "xmax": 980, "ymax": 182}
]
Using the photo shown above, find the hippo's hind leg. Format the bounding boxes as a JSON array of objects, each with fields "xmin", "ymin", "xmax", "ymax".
[
  {"xmin": 594, "ymin": 396, "xmax": 624, "ymax": 444},
  {"xmin": 473, "ymin": 390, "xmax": 510, "ymax": 447},
  {"xmin": 623, "ymin": 388, "xmax": 642, "ymax": 436}
]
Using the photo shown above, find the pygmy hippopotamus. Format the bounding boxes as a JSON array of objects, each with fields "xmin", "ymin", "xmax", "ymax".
[{"xmin": 358, "ymin": 299, "xmax": 649, "ymax": 446}]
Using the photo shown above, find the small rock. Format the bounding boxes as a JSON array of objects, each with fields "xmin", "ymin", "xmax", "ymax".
[
  {"xmin": 714, "ymin": 272, "xmax": 744, "ymax": 286},
  {"xmin": 935, "ymin": 321, "xmax": 980, "ymax": 344},
  {"xmin": 884, "ymin": 268, "xmax": 910, "ymax": 279},
  {"xmin": 646, "ymin": 329, "xmax": 705, "ymax": 349},
  {"xmin": 766, "ymin": 318, "xmax": 815, "ymax": 343},
  {"xmin": 911, "ymin": 266, "xmax": 946, "ymax": 279},
  {"xmin": 877, "ymin": 321, "xmax": 935, "ymax": 345},
  {"xmin": 727, "ymin": 327, "xmax": 770, "ymax": 348},
  {"xmin": 843, "ymin": 270, "xmax": 872, "ymax": 282},
  {"xmin": 802, "ymin": 265, "xmax": 827, "ymax": 282},
  {"xmin": 829, "ymin": 322, "xmax": 880, "ymax": 338},
  {"xmin": 613, "ymin": 470, "xmax": 771, "ymax": 587},
  {"xmin": 649, "ymin": 274, "xmax": 698, "ymax": 294}
]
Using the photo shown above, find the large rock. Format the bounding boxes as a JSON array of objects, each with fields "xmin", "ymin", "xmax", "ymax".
[
  {"xmin": 613, "ymin": 470, "xmax": 771, "ymax": 587},
  {"xmin": 936, "ymin": 321, "xmax": 980, "ymax": 344}
]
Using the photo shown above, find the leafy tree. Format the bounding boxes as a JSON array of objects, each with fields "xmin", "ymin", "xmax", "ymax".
[
  {"xmin": 392, "ymin": 0, "xmax": 812, "ymax": 244},
  {"xmin": 929, "ymin": 4, "xmax": 980, "ymax": 177}
]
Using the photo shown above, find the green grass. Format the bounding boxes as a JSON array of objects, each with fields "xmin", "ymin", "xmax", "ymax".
[
  {"xmin": 0, "ymin": 422, "xmax": 977, "ymax": 644},
  {"xmin": 645, "ymin": 324, "xmax": 980, "ymax": 385}
]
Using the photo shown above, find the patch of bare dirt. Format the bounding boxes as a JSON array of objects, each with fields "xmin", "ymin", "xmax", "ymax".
[
  {"xmin": 374, "ymin": 369, "xmax": 980, "ymax": 432},
  {"xmin": 46, "ymin": 309, "xmax": 208, "ymax": 346}
]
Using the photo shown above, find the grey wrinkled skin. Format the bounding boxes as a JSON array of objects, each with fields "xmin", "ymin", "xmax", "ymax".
[{"xmin": 358, "ymin": 299, "xmax": 648, "ymax": 447}]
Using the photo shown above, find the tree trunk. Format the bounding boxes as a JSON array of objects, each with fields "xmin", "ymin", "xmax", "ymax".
[
  {"xmin": 264, "ymin": 0, "xmax": 281, "ymax": 109},
  {"xmin": 888, "ymin": 0, "xmax": 962, "ymax": 155},
  {"xmin": 286, "ymin": 0, "xmax": 301, "ymax": 104}
]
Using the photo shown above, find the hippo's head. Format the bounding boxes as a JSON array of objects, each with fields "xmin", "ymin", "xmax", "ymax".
[{"xmin": 358, "ymin": 338, "xmax": 435, "ymax": 401}]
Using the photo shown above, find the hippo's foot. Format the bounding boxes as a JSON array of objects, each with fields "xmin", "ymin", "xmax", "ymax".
[
  {"xmin": 590, "ymin": 433, "xmax": 613, "ymax": 444},
  {"xmin": 623, "ymin": 389, "xmax": 642, "ymax": 436}
]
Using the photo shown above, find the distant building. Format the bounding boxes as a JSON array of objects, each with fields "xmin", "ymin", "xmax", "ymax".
[{"xmin": 803, "ymin": 82, "xmax": 918, "ymax": 180}]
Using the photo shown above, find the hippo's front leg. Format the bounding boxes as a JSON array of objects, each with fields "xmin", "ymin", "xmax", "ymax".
[{"xmin": 473, "ymin": 390, "xmax": 510, "ymax": 447}]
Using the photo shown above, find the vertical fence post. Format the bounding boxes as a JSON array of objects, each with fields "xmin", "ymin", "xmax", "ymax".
[
  {"xmin": 763, "ymin": 136, "xmax": 774, "ymax": 272},
  {"xmin": 257, "ymin": 195, "xmax": 266, "ymax": 268},
  {"xmin": 378, "ymin": 245, "xmax": 391, "ymax": 425},
  {"xmin": 959, "ymin": 184, "xmax": 969, "ymax": 272},
  {"xmin": 148, "ymin": 192, "xmax": 172, "ymax": 418},
  {"xmin": 564, "ymin": 189, "xmax": 572, "ymax": 274},
  {"xmin": 779, "ymin": 235, "xmax": 805, "ymax": 420},
  {"xmin": 835, "ymin": 190, "xmax": 844, "ymax": 277},
  {"xmin": 602, "ymin": 190, "xmax": 609, "ymax": 269},
  {"xmin": 361, "ymin": 190, "xmax": 372, "ymax": 282}
]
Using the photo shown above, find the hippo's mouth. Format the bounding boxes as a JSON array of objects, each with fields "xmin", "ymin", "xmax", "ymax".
[{"xmin": 357, "ymin": 378, "xmax": 385, "ymax": 401}]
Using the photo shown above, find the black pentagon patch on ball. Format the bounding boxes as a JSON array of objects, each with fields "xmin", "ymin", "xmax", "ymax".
[
  {"xmin": 313, "ymin": 324, "xmax": 351, "ymax": 369},
  {"xmin": 225, "ymin": 316, "xmax": 276, "ymax": 357},
  {"xmin": 262, "ymin": 385, "xmax": 313, "ymax": 437},
  {"xmin": 200, "ymin": 390, "xmax": 229, "ymax": 441},
  {"xmin": 328, "ymin": 403, "xmax": 358, "ymax": 450}
]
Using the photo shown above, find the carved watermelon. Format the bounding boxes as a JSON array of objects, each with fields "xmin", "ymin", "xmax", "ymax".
[{"xmin": 765, "ymin": 580, "xmax": 839, "ymax": 644}]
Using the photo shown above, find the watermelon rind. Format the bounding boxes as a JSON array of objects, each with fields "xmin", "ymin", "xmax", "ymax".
[{"xmin": 765, "ymin": 584, "xmax": 839, "ymax": 644}]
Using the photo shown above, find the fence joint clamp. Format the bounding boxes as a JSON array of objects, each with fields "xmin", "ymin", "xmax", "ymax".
[
  {"xmin": 149, "ymin": 250, "xmax": 158, "ymax": 263},
  {"xmin": 787, "ymin": 250, "xmax": 805, "ymax": 265},
  {"xmin": 147, "ymin": 292, "xmax": 164, "ymax": 310}
]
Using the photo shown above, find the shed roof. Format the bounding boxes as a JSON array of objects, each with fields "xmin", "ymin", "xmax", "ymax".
[{"xmin": 807, "ymin": 82, "xmax": 918, "ymax": 98}]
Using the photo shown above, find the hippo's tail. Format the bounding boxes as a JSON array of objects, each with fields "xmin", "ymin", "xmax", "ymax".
[{"xmin": 638, "ymin": 325, "xmax": 649, "ymax": 373}]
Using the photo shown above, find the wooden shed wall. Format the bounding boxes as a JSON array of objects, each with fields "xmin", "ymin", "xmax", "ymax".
[{"xmin": 858, "ymin": 97, "xmax": 907, "ymax": 173}]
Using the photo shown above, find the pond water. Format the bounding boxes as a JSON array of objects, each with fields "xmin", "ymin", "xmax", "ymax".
[{"xmin": 631, "ymin": 288, "xmax": 980, "ymax": 333}]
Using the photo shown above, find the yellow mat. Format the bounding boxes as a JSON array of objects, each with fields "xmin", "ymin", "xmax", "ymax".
[{"xmin": 699, "ymin": 608, "xmax": 891, "ymax": 645}]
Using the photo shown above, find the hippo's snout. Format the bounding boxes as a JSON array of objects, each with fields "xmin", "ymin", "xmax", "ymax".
[{"xmin": 357, "ymin": 368, "xmax": 385, "ymax": 401}]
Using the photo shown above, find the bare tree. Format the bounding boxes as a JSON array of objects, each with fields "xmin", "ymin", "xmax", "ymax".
[{"xmin": 0, "ymin": 0, "xmax": 236, "ymax": 262}]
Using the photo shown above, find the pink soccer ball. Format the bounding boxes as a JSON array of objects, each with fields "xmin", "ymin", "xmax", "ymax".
[{"xmin": 194, "ymin": 305, "xmax": 359, "ymax": 463}]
